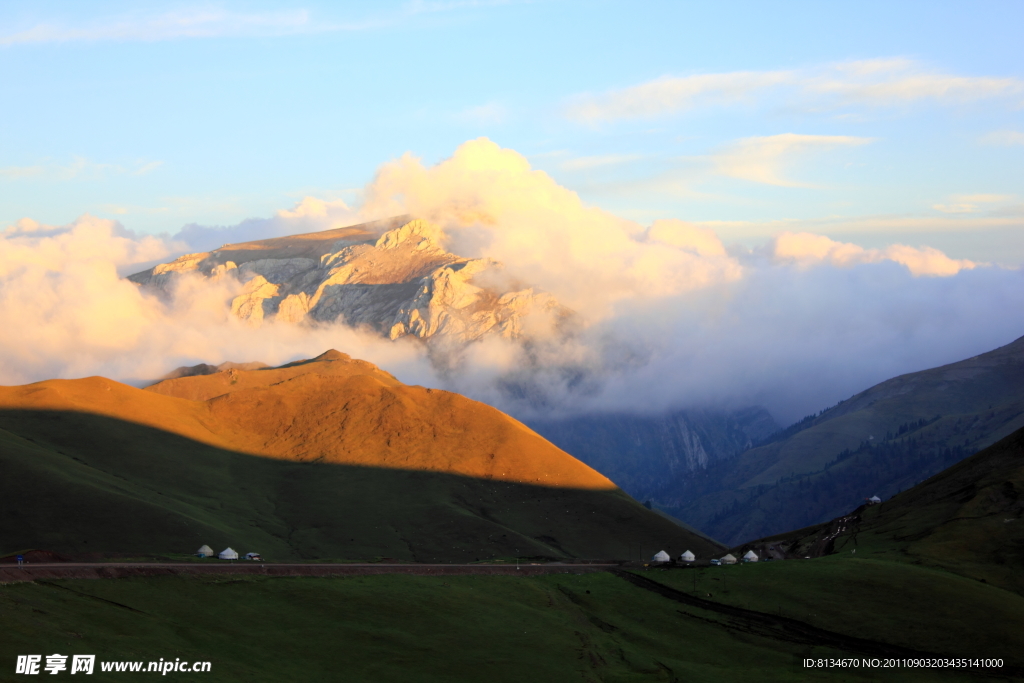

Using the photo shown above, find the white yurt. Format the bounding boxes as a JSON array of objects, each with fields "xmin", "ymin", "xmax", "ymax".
[
  {"xmin": 742, "ymin": 550, "xmax": 759, "ymax": 562},
  {"xmin": 651, "ymin": 550, "xmax": 671, "ymax": 563},
  {"xmin": 720, "ymin": 553, "xmax": 737, "ymax": 565},
  {"xmin": 196, "ymin": 545, "xmax": 214, "ymax": 558},
  {"xmin": 869, "ymin": 495, "xmax": 882, "ymax": 504},
  {"xmin": 679, "ymin": 550, "xmax": 696, "ymax": 562},
  {"xmin": 218, "ymin": 547, "xmax": 239, "ymax": 560}
]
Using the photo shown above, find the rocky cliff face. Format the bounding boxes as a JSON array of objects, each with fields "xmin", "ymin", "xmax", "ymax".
[{"xmin": 129, "ymin": 218, "xmax": 567, "ymax": 346}]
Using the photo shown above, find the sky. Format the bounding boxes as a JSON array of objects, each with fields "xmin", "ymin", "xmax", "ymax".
[{"xmin": 2, "ymin": 1, "xmax": 1023, "ymax": 423}]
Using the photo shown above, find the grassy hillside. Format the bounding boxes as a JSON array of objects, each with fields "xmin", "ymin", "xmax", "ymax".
[
  {"xmin": 828, "ymin": 424, "xmax": 1024, "ymax": 594},
  {"xmin": 661, "ymin": 334, "xmax": 1024, "ymax": 545},
  {"xmin": 0, "ymin": 352, "xmax": 719, "ymax": 561},
  {"xmin": 0, "ymin": 571, "xmax": 977, "ymax": 682}
]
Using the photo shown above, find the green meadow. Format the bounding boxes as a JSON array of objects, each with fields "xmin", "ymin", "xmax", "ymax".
[{"xmin": 0, "ymin": 570, "xmax": 986, "ymax": 683}]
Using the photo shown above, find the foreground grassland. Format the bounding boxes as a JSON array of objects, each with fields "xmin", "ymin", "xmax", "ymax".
[
  {"xmin": 644, "ymin": 555, "xmax": 1024, "ymax": 667},
  {"xmin": 0, "ymin": 571, "xmax": 996, "ymax": 683}
]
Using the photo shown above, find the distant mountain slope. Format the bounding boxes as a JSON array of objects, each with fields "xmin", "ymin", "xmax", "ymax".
[
  {"xmin": 129, "ymin": 218, "xmax": 567, "ymax": 347},
  {"xmin": 0, "ymin": 351, "xmax": 721, "ymax": 561},
  {"xmin": 660, "ymin": 334, "xmax": 1024, "ymax": 545}
]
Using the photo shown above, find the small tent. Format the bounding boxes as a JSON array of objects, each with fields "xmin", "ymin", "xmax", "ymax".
[
  {"xmin": 742, "ymin": 550, "xmax": 759, "ymax": 562},
  {"xmin": 651, "ymin": 550, "xmax": 671, "ymax": 563},
  {"xmin": 720, "ymin": 553, "xmax": 737, "ymax": 565},
  {"xmin": 679, "ymin": 550, "xmax": 696, "ymax": 562},
  {"xmin": 218, "ymin": 547, "xmax": 238, "ymax": 560},
  {"xmin": 868, "ymin": 495, "xmax": 882, "ymax": 504},
  {"xmin": 196, "ymin": 545, "xmax": 214, "ymax": 558}
]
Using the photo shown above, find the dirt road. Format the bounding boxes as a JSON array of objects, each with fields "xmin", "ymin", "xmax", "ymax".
[{"xmin": 0, "ymin": 561, "xmax": 615, "ymax": 583}]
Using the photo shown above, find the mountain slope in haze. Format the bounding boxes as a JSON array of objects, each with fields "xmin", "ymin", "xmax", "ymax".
[
  {"xmin": 530, "ymin": 406, "xmax": 779, "ymax": 503},
  {"xmin": 659, "ymin": 334, "xmax": 1024, "ymax": 545},
  {"xmin": 129, "ymin": 218, "xmax": 567, "ymax": 347},
  {"xmin": 0, "ymin": 351, "xmax": 722, "ymax": 561}
]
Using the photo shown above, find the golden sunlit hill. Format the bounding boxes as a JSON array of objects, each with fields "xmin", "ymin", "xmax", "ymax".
[{"xmin": 0, "ymin": 351, "xmax": 720, "ymax": 562}]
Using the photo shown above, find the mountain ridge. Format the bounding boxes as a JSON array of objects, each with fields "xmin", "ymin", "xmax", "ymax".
[
  {"xmin": 0, "ymin": 350, "xmax": 723, "ymax": 561},
  {"xmin": 659, "ymin": 333, "xmax": 1024, "ymax": 545}
]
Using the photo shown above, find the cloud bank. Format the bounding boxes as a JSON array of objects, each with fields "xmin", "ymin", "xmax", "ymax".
[
  {"xmin": 0, "ymin": 214, "xmax": 430, "ymax": 390},
  {"xmin": 3, "ymin": 139, "xmax": 1023, "ymax": 425}
]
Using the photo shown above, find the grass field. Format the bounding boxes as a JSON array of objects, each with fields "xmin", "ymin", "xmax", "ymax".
[
  {"xmin": 641, "ymin": 555, "xmax": 1024, "ymax": 667},
  {"xmin": 0, "ymin": 570, "xmax": 989, "ymax": 683}
]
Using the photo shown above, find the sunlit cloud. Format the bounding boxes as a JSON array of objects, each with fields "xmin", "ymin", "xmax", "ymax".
[
  {"xmin": 566, "ymin": 59, "xmax": 1024, "ymax": 122},
  {"xmin": 772, "ymin": 231, "xmax": 977, "ymax": 277},
  {"xmin": 711, "ymin": 133, "xmax": 873, "ymax": 186}
]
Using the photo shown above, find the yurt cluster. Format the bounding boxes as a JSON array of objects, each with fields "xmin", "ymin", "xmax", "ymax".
[
  {"xmin": 649, "ymin": 549, "xmax": 760, "ymax": 565},
  {"xmin": 195, "ymin": 545, "xmax": 262, "ymax": 561}
]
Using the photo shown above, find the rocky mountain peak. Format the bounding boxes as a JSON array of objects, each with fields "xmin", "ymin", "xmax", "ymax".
[
  {"xmin": 128, "ymin": 218, "xmax": 572, "ymax": 350},
  {"xmin": 373, "ymin": 219, "xmax": 445, "ymax": 252}
]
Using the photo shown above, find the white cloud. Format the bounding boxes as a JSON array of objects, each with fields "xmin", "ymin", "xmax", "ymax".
[
  {"xmin": 981, "ymin": 130, "xmax": 1024, "ymax": 146},
  {"xmin": 173, "ymin": 196, "xmax": 358, "ymax": 254},
  {"xmin": 952, "ymin": 194, "xmax": 1014, "ymax": 203},
  {"xmin": 711, "ymin": 133, "xmax": 873, "ymax": 186},
  {"xmin": 457, "ymin": 102, "xmax": 507, "ymax": 125},
  {"xmin": 0, "ymin": 9, "xmax": 314, "ymax": 45},
  {"xmin": 696, "ymin": 210, "xmax": 1024, "ymax": 242},
  {"xmin": 559, "ymin": 154, "xmax": 644, "ymax": 171},
  {"xmin": 0, "ymin": 157, "xmax": 162, "ymax": 182},
  {"xmin": 933, "ymin": 193, "xmax": 1015, "ymax": 214},
  {"xmin": 566, "ymin": 59, "xmax": 1024, "ymax": 122},
  {"xmin": 933, "ymin": 203, "xmax": 977, "ymax": 214},
  {"xmin": 806, "ymin": 57, "xmax": 1023, "ymax": 106},
  {"xmin": 566, "ymin": 70, "xmax": 792, "ymax": 121},
  {"xmin": 0, "ymin": 2, "xmax": 525, "ymax": 46}
]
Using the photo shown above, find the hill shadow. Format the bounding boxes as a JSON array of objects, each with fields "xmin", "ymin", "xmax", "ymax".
[{"xmin": 0, "ymin": 409, "xmax": 722, "ymax": 562}]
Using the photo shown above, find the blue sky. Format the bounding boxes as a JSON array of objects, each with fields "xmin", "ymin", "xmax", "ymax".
[{"xmin": 2, "ymin": 0, "xmax": 1023, "ymax": 262}]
